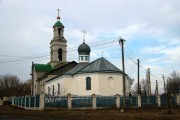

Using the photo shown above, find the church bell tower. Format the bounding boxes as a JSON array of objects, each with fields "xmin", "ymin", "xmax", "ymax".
[{"xmin": 50, "ymin": 9, "xmax": 67, "ymax": 68}]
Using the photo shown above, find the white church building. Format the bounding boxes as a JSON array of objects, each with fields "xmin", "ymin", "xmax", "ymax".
[{"xmin": 31, "ymin": 10, "xmax": 130, "ymax": 96}]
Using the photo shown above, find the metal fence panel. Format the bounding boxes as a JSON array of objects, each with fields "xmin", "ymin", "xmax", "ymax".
[
  {"xmin": 161, "ymin": 95, "xmax": 168, "ymax": 106},
  {"xmin": 120, "ymin": 96, "xmax": 138, "ymax": 108},
  {"xmin": 45, "ymin": 95, "xmax": 67, "ymax": 108},
  {"xmin": 19, "ymin": 97, "xmax": 21, "ymax": 106},
  {"xmin": 172, "ymin": 96, "xmax": 177, "ymax": 106},
  {"xmin": 15, "ymin": 97, "xmax": 18, "ymax": 105},
  {"xmin": 141, "ymin": 96, "xmax": 157, "ymax": 108},
  {"xmin": 30, "ymin": 96, "xmax": 35, "ymax": 107},
  {"xmin": 35, "ymin": 95, "xmax": 40, "ymax": 107},
  {"xmin": 22, "ymin": 97, "xmax": 25, "ymax": 106},
  {"xmin": 72, "ymin": 95, "xmax": 92, "ymax": 108},
  {"xmin": 26, "ymin": 97, "xmax": 29, "ymax": 107},
  {"xmin": 96, "ymin": 96, "xmax": 116, "ymax": 108}
]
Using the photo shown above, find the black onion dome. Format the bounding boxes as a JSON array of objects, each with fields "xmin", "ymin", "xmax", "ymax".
[{"xmin": 78, "ymin": 42, "xmax": 91, "ymax": 55}]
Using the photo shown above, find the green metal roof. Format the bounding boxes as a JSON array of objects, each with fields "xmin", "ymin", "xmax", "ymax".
[
  {"xmin": 54, "ymin": 21, "xmax": 63, "ymax": 27},
  {"xmin": 34, "ymin": 64, "xmax": 52, "ymax": 72}
]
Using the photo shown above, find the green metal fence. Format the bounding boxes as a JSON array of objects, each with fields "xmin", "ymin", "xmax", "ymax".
[
  {"xmin": 96, "ymin": 95, "xmax": 116, "ymax": 108},
  {"xmin": 141, "ymin": 96, "xmax": 157, "ymax": 108},
  {"xmin": 35, "ymin": 95, "xmax": 40, "ymax": 107},
  {"xmin": 72, "ymin": 95, "xmax": 92, "ymax": 108},
  {"xmin": 120, "ymin": 96, "xmax": 138, "ymax": 108},
  {"xmin": 161, "ymin": 95, "xmax": 168, "ymax": 106},
  {"xmin": 45, "ymin": 95, "xmax": 68, "ymax": 108}
]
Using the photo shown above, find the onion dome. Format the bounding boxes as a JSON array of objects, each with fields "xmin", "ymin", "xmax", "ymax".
[
  {"xmin": 54, "ymin": 21, "xmax": 63, "ymax": 27},
  {"xmin": 78, "ymin": 42, "xmax": 91, "ymax": 55}
]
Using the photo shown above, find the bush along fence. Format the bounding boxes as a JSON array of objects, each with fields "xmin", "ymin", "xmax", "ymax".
[{"xmin": 9, "ymin": 94, "xmax": 180, "ymax": 110}]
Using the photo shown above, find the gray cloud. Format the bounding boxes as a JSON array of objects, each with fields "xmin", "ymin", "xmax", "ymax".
[{"xmin": 0, "ymin": 0, "xmax": 180, "ymax": 85}]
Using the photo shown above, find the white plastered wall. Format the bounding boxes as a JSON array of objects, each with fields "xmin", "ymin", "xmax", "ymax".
[{"xmin": 45, "ymin": 72, "xmax": 129, "ymax": 96}]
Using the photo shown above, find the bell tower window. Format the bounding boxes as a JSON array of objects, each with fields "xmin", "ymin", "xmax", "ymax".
[
  {"xmin": 58, "ymin": 49, "xmax": 62, "ymax": 61},
  {"xmin": 58, "ymin": 28, "xmax": 61, "ymax": 37}
]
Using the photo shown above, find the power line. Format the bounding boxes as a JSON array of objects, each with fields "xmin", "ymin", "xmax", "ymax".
[{"xmin": 0, "ymin": 38, "xmax": 119, "ymax": 65}]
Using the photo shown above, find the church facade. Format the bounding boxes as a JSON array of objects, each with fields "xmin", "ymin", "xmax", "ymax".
[{"xmin": 31, "ymin": 11, "xmax": 129, "ymax": 96}]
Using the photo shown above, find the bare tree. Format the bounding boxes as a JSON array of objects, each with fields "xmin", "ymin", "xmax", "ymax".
[
  {"xmin": 166, "ymin": 70, "xmax": 180, "ymax": 94},
  {"xmin": 45, "ymin": 84, "xmax": 68, "ymax": 102},
  {"xmin": 0, "ymin": 74, "xmax": 31, "ymax": 98},
  {"xmin": 132, "ymin": 79, "xmax": 147, "ymax": 96},
  {"xmin": 164, "ymin": 70, "xmax": 180, "ymax": 114},
  {"xmin": 128, "ymin": 77, "xmax": 134, "ymax": 96}
]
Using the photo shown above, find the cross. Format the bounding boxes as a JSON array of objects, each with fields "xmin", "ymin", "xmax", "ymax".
[
  {"xmin": 82, "ymin": 30, "xmax": 87, "ymax": 42},
  {"xmin": 57, "ymin": 8, "xmax": 60, "ymax": 16},
  {"xmin": 102, "ymin": 51, "xmax": 104, "ymax": 57}
]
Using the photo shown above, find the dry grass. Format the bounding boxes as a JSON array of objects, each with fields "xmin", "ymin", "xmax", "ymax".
[{"xmin": 0, "ymin": 105, "xmax": 180, "ymax": 120}]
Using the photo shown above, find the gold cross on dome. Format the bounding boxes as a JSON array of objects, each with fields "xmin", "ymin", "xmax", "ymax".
[
  {"xmin": 82, "ymin": 30, "xmax": 87, "ymax": 42},
  {"xmin": 57, "ymin": 8, "xmax": 60, "ymax": 16}
]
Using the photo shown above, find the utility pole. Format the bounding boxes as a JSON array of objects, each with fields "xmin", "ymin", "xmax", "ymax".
[
  {"xmin": 162, "ymin": 75, "xmax": 166, "ymax": 94},
  {"xmin": 137, "ymin": 59, "xmax": 140, "ymax": 95},
  {"xmin": 146, "ymin": 68, "xmax": 151, "ymax": 96},
  {"xmin": 119, "ymin": 37, "xmax": 126, "ymax": 111}
]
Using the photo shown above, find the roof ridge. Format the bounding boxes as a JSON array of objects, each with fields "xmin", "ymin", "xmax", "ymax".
[
  {"xmin": 77, "ymin": 57, "xmax": 102, "ymax": 73},
  {"xmin": 72, "ymin": 63, "xmax": 89, "ymax": 75}
]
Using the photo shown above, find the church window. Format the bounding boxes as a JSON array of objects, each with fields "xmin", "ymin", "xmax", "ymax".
[
  {"xmin": 81, "ymin": 56, "xmax": 84, "ymax": 61},
  {"xmin": 86, "ymin": 77, "xmax": 91, "ymax": 90},
  {"xmin": 85, "ymin": 56, "xmax": 88, "ymax": 61},
  {"xmin": 48, "ymin": 87, "xmax": 50, "ymax": 95},
  {"xmin": 58, "ymin": 28, "xmax": 61, "ymax": 37},
  {"xmin": 58, "ymin": 49, "xmax": 62, "ymax": 61},
  {"xmin": 108, "ymin": 77, "xmax": 114, "ymax": 88},
  {"xmin": 52, "ymin": 85, "xmax": 55, "ymax": 96},
  {"xmin": 58, "ymin": 83, "xmax": 60, "ymax": 95}
]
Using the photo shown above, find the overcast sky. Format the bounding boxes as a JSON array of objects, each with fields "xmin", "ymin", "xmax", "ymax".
[{"xmin": 0, "ymin": 0, "xmax": 180, "ymax": 92}]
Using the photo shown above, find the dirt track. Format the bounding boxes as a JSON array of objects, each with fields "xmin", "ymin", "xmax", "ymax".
[{"xmin": 0, "ymin": 105, "xmax": 180, "ymax": 120}]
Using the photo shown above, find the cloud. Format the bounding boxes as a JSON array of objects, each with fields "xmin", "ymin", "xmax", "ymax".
[{"xmin": 0, "ymin": 0, "xmax": 180, "ymax": 88}]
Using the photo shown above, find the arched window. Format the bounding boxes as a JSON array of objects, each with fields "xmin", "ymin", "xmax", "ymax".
[
  {"xmin": 58, "ymin": 83, "xmax": 60, "ymax": 95},
  {"xmin": 86, "ymin": 77, "xmax": 91, "ymax": 90},
  {"xmin": 48, "ymin": 87, "xmax": 50, "ymax": 95},
  {"xmin": 58, "ymin": 49, "xmax": 62, "ymax": 61},
  {"xmin": 52, "ymin": 85, "xmax": 55, "ymax": 96},
  {"xmin": 58, "ymin": 28, "xmax": 61, "ymax": 37},
  {"xmin": 108, "ymin": 77, "xmax": 114, "ymax": 88}
]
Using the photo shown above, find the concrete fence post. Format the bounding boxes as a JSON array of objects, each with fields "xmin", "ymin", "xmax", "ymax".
[
  {"xmin": 157, "ymin": 95, "xmax": 161, "ymax": 107},
  {"xmin": 116, "ymin": 94, "xmax": 120, "ymax": 109},
  {"xmin": 177, "ymin": 94, "xmax": 180, "ymax": 106},
  {"xmin": 138, "ymin": 94, "xmax": 141, "ymax": 108},
  {"xmin": 12, "ymin": 97, "xmax": 14, "ymax": 105},
  {"xmin": 92, "ymin": 94, "xmax": 96, "ymax": 109},
  {"xmin": 67, "ymin": 93, "xmax": 72, "ymax": 109},
  {"xmin": 39, "ymin": 94, "xmax": 45, "ymax": 110}
]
